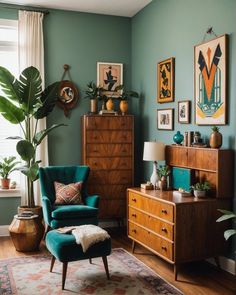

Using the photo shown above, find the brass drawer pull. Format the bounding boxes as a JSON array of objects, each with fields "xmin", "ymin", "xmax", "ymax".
[
  {"xmin": 132, "ymin": 229, "xmax": 136, "ymax": 233},
  {"xmin": 161, "ymin": 246, "xmax": 167, "ymax": 251},
  {"xmin": 131, "ymin": 214, "xmax": 136, "ymax": 217},
  {"xmin": 161, "ymin": 209, "xmax": 167, "ymax": 214},
  {"xmin": 161, "ymin": 228, "xmax": 167, "ymax": 233},
  {"xmin": 132, "ymin": 198, "xmax": 136, "ymax": 202}
]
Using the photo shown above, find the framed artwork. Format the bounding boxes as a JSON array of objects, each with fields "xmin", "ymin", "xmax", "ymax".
[
  {"xmin": 178, "ymin": 100, "xmax": 191, "ymax": 124},
  {"xmin": 194, "ymin": 34, "xmax": 228, "ymax": 125},
  {"xmin": 97, "ymin": 62, "xmax": 123, "ymax": 97},
  {"xmin": 157, "ymin": 57, "xmax": 175, "ymax": 103},
  {"xmin": 157, "ymin": 108, "xmax": 174, "ymax": 130}
]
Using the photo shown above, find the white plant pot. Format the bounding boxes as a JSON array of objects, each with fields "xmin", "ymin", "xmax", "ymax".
[{"xmin": 193, "ymin": 190, "xmax": 206, "ymax": 198}]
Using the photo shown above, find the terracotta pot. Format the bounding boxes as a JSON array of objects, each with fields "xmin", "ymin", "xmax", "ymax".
[
  {"xmin": 120, "ymin": 100, "xmax": 128, "ymax": 115},
  {"xmin": 158, "ymin": 176, "xmax": 167, "ymax": 191},
  {"xmin": 1, "ymin": 178, "xmax": 10, "ymax": 189},
  {"xmin": 106, "ymin": 98, "xmax": 114, "ymax": 111},
  {"xmin": 90, "ymin": 99, "xmax": 97, "ymax": 113},
  {"xmin": 209, "ymin": 131, "xmax": 222, "ymax": 148}
]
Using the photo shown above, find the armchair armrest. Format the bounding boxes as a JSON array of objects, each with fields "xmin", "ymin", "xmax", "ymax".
[
  {"xmin": 84, "ymin": 195, "xmax": 100, "ymax": 208},
  {"xmin": 42, "ymin": 196, "xmax": 53, "ymax": 226}
]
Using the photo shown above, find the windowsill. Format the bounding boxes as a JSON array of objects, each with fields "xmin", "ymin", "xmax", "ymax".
[{"xmin": 0, "ymin": 188, "xmax": 21, "ymax": 197}]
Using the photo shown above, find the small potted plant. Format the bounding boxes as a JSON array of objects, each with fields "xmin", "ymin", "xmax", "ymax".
[
  {"xmin": 114, "ymin": 85, "xmax": 139, "ymax": 115},
  {"xmin": 190, "ymin": 181, "xmax": 210, "ymax": 198},
  {"xmin": 0, "ymin": 156, "xmax": 20, "ymax": 189},
  {"xmin": 157, "ymin": 165, "xmax": 170, "ymax": 191},
  {"xmin": 84, "ymin": 81, "xmax": 103, "ymax": 113},
  {"xmin": 209, "ymin": 126, "xmax": 222, "ymax": 148}
]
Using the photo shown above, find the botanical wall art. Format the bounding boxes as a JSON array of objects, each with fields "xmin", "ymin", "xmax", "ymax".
[
  {"xmin": 97, "ymin": 62, "xmax": 123, "ymax": 97},
  {"xmin": 178, "ymin": 100, "xmax": 191, "ymax": 124},
  {"xmin": 194, "ymin": 34, "xmax": 228, "ymax": 125},
  {"xmin": 157, "ymin": 108, "xmax": 174, "ymax": 130},
  {"xmin": 157, "ymin": 57, "xmax": 175, "ymax": 103}
]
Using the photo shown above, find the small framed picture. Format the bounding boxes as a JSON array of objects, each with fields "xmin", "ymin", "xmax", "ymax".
[
  {"xmin": 97, "ymin": 62, "xmax": 123, "ymax": 97},
  {"xmin": 178, "ymin": 100, "xmax": 191, "ymax": 124},
  {"xmin": 157, "ymin": 57, "xmax": 175, "ymax": 103},
  {"xmin": 157, "ymin": 108, "xmax": 174, "ymax": 130}
]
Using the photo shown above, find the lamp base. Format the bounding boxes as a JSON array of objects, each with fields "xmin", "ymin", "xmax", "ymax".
[{"xmin": 150, "ymin": 161, "xmax": 159, "ymax": 189}]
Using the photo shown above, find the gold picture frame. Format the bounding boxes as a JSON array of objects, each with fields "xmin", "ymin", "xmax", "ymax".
[{"xmin": 157, "ymin": 57, "xmax": 175, "ymax": 103}]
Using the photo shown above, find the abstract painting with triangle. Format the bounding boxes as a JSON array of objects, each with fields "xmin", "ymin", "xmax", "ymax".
[{"xmin": 194, "ymin": 35, "xmax": 227, "ymax": 125}]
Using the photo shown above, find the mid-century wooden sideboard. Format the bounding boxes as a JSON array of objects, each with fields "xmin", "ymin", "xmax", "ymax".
[{"xmin": 127, "ymin": 145, "xmax": 233, "ymax": 279}]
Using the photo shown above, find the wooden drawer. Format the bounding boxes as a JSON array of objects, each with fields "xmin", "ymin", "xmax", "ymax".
[
  {"xmin": 188, "ymin": 148, "xmax": 217, "ymax": 171},
  {"xmin": 86, "ymin": 157, "xmax": 132, "ymax": 170},
  {"xmin": 128, "ymin": 192, "xmax": 174, "ymax": 222},
  {"xmin": 86, "ymin": 144, "xmax": 132, "ymax": 157},
  {"xmin": 89, "ymin": 170, "xmax": 132, "ymax": 184},
  {"xmin": 128, "ymin": 207, "xmax": 174, "ymax": 241},
  {"xmin": 128, "ymin": 222, "xmax": 173, "ymax": 261},
  {"xmin": 165, "ymin": 146, "xmax": 188, "ymax": 167},
  {"xmin": 88, "ymin": 184, "xmax": 130, "ymax": 199},
  {"xmin": 86, "ymin": 130, "xmax": 132, "ymax": 143},
  {"xmin": 85, "ymin": 116, "xmax": 133, "ymax": 130}
]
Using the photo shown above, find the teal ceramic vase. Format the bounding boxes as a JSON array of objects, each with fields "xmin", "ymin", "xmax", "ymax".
[{"xmin": 173, "ymin": 131, "xmax": 184, "ymax": 145}]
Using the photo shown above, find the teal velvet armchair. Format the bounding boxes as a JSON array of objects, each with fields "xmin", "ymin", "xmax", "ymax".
[{"xmin": 38, "ymin": 166, "xmax": 99, "ymax": 231}]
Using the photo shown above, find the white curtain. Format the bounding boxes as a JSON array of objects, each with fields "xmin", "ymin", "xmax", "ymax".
[{"xmin": 18, "ymin": 10, "xmax": 48, "ymax": 206}]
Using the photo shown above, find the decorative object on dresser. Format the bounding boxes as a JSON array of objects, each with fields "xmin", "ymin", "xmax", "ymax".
[
  {"xmin": 194, "ymin": 34, "xmax": 228, "ymax": 125},
  {"xmin": 157, "ymin": 108, "xmax": 174, "ymax": 130},
  {"xmin": 81, "ymin": 115, "xmax": 134, "ymax": 220},
  {"xmin": 209, "ymin": 126, "xmax": 222, "ymax": 148},
  {"xmin": 178, "ymin": 100, "xmax": 190, "ymax": 124},
  {"xmin": 173, "ymin": 131, "xmax": 184, "ymax": 145},
  {"xmin": 114, "ymin": 85, "xmax": 139, "ymax": 115},
  {"xmin": 157, "ymin": 57, "xmax": 175, "ymax": 103},
  {"xmin": 128, "ymin": 145, "xmax": 233, "ymax": 280},
  {"xmin": 172, "ymin": 167, "xmax": 193, "ymax": 193},
  {"xmin": 190, "ymin": 181, "xmax": 211, "ymax": 198},
  {"xmin": 143, "ymin": 141, "xmax": 165, "ymax": 188},
  {"xmin": 84, "ymin": 81, "xmax": 103, "ymax": 114},
  {"xmin": 157, "ymin": 165, "xmax": 170, "ymax": 191}
]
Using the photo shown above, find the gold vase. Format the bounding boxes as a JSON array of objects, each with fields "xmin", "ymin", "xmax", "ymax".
[
  {"xmin": 209, "ymin": 131, "xmax": 222, "ymax": 148},
  {"xmin": 106, "ymin": 98, "xmax": 114, "ymax": 111},
  {"xmin": 90, "ymin": 99, "xmax": 97, "ymax": 113},
  {"xmin": 119, "ymin": 100, "xmax": 128, "ymax": 115}
]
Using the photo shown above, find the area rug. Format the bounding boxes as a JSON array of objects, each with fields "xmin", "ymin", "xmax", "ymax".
[{"xmin": 0, "ymin": 248, "xmax": 183, "ymax": 295}]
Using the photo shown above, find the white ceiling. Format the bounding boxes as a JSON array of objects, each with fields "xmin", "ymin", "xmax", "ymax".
[{"xmin": 1, "ymin": 0, "xmax": 152, "ymax": 17}]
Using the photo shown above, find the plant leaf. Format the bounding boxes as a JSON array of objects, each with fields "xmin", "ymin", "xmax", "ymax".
[
  {"xmin": 0, "ymin": 96, "xmax": 24, "ymax": 124},
  {"xmin": 218, "ymin": 209, "xmax": 235, "ymax": 215},
  {"xmin": 34, "ymin": 82, "xmax": 59, "ymax": 119},
  {"xmin": 0, "ymin": 66, "xmax": 21, "ymax": 102},
  {"xmin": 20, "ymin": 162, "xmax": 39, "ymax": 181},
  {"xmin": 16, "ymin": 140, "xmax": 35, "ymax": 161},
  {"xmin": 216, "ymin": 214, "xmax": 236, "ymax": 222},
  {"xmin": 33, "ymin": 123, "xmax": 66, "ymax": 146},
  {"xmin": 224, "ymin": 229, "xmax": 236, "ymax": 240},
  {"xmin": 6, "ymin": 136, "xmax": 23, "ymax": 140}
]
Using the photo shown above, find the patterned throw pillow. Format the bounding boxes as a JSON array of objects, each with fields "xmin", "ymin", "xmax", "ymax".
[{"xmin": 54, "ymin": 181, "xmax": 83, "ymax": 205}]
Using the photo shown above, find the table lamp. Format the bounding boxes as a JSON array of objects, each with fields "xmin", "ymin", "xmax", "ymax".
[{"xmin": 143, "ymin": 141, "xmax": 165, "ymax": 187}]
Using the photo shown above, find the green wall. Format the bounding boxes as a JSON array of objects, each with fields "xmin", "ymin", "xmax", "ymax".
[
  {"xmin": 45, "ymin": 10, "xmax": 131, "ymax": 165},
  {"xmin": 131, "ymin": 0, "xmax": 236, "ymax": 258}
]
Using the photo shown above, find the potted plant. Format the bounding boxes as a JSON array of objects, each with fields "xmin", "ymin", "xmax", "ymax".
[
  {"xmin": 216, "ymin": 209, "xmax": 236, "ymax": 240},
  {"xmin": 209, "ymin": 126, "xmax": 222, "ymax": 148},
  {"xmin": 84, "ymin": 81, "xmax": 103, "ymax": 113},
  {"xmin": 0, "ymin": 156, "xmax": 20, "ymax": 189},
  {"xmin": 157, "ymin": 165, "xmax": 170, "ymax": 191},
  {"xmin": 190, "ymin": 181, "xmax": 210, "ymax": 198},
  {"xmin": 114, "ymin": 85, "xmax": 139, "ymax": 115},
  {"xmin": 0, "ymin": 66, "xmax": 65, "ymax": 250}
]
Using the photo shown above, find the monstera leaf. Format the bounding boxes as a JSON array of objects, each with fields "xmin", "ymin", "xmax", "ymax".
[
  {"xmin": 0, "ymin": 96, "xmax": 24, "ymax": 124},
  {"xmin": 0, "ymin": 66, "xmax": 21, "ymax": 102}
]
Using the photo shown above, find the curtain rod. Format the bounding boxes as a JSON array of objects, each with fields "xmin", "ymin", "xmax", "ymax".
[{"xmin": 0, "ymin": 3, "xmax": 50, "ymax": 15}]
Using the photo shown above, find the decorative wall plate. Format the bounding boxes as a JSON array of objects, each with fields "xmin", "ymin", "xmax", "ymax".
[{"xmin": 57, "ymin": 80, "xmax": 78, "ymax": 116}]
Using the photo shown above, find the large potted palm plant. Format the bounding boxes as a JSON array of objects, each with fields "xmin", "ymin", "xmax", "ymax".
[{"xmin": 0, "ymin": 66, "xmax": 64, "ymax": 250}]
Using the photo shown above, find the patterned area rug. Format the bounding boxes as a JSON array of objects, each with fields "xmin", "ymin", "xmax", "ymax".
[{"xmin": 0, "ymin": 248, "xmax": 183, "ymax": 294}]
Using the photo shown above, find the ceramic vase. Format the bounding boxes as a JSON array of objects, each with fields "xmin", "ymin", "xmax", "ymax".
[
  {"xmin": 209, "ymin": 131, "xmax": 222, "ymax": 148},
  {"xmin": 173, "ymin": 131, "xmax": 184, "ymax": 145},
  {"xmin": 106, "ymin": 99, "xmax": 114, "ymax": 111},
  {"xmin": 120, "ymin": 100, "xmax": 128, "ymax": 115},
  {"xmin": 158, "ymin": 176, "xmax": 167, "ymax": 191},
  {"xmin": 90, "ymin": 99, "xmax": 97, "ymax": 113},
  {"xmin": 193, "ymin": 190, "xmax": 206, "ymax": 198}
]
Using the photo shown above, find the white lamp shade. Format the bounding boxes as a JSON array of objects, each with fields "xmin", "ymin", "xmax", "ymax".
[{"xmin": 143, "ymin": 141, "xmax": 165, "ymax": 161}]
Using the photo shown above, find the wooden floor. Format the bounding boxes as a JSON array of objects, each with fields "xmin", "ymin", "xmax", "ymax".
[{"xmin": 1, "ymin": 230, "xmax": 236, "ymax": 295}]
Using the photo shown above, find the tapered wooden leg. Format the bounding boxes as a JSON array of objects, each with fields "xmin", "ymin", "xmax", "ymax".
[
  {"xmin": 132, "ymin": 240, "xmax": 136, "ymax": 253},
  {"xmin": 174, "ymin": 264, "xmax": 178, "ymax": 281},
  {"xmin": 62, "ymin": 262, "xmax": 68, "ymax": 290},
  {"xmin": 102, "ymin": 256, "xmax": 110, "ymax": 279},
  {"xmin": 89, "ymin": 258, "xmax": 92, "ymax": 264},
  {"xmin": 50, "ymin": 256, "xmax": 56, "ymax": 272},
  {"xmin": 214, "ymin": 256, "xmax": 221, "ymax": 269}
]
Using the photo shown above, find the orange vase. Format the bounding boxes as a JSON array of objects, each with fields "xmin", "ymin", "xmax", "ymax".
[
  {"xmin": 106, "ymin": 99, "xmax": 114, "ymax": 111},
  {"xmin": 119, "ymin": 100, "xmax": 128, "ymax": 115}
]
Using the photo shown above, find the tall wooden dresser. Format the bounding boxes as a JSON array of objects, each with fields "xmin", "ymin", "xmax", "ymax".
[
  {"xmin": 127, "ymin": 145, "xmax": 233, "ymax": 279},
  {"xmin": 81, "ymin": 115, "xmax": 134, "ymax": 220}
]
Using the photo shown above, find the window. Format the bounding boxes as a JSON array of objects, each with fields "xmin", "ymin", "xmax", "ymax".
[{"xmin": 0, "ymin": 19, "xmax": 21, "ymax": 186}]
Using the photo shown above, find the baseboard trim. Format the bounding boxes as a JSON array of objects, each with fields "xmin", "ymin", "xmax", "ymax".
[
  {"xmin": 0, "ymin": 225, "xmax": 10, "ymax": 237},
  {"xmin": 207, "ymin": 256, "xmax": 235, "ymax": 275}
]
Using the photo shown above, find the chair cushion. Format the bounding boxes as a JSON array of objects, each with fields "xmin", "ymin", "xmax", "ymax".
[
  {"xmin": 52, "ymin": 205, "xmax": 98, "ymax": 219},
  {"xmin": 54, "ymin": 181, "xmax": 83, "ymax": 205}
]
